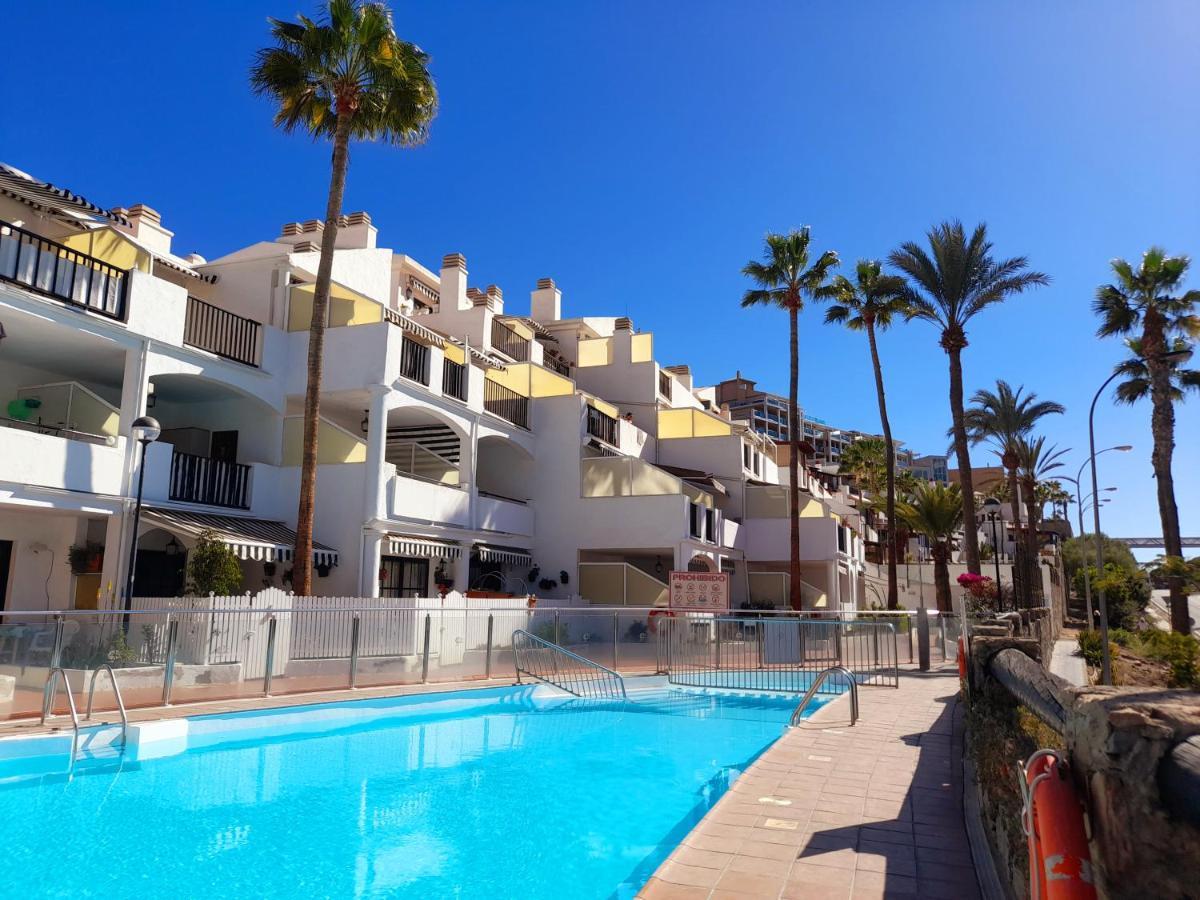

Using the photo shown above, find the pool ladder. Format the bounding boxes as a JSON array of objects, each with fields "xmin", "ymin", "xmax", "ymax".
[
  {"xmin": 42, "ymin": 664, "xmax": 130, "ymax": 758},
  {"xmin": 788, "ymin": 666, "xmax": 859, "ymax": 727}
]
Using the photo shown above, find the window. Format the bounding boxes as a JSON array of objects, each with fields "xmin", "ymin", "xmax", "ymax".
[{"xmin": 442, "ymin": 358, "xmax": 468, "ymax": 401}]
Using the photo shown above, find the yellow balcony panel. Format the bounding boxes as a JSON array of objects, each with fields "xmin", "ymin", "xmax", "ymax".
[
  {"xmin": 283, "ymin": 416, "xmax": 366, "ymax": 465},
  {"xmin": 484, "ymin": 362, "xmax": 574, "ymax": 399},
  {"xmin": 657, "ymin": 407, "xmax": 733, "ymax": 439},
  {"xmin": 443, "ymin": 343, "xmax": 466, "ymax": 365},
  {"xmin": 577, "ymin": 337, "xmax": 612, "ymax": 368},
  {"xmin": 630, "ymin": 332, "xmax": 654, "ymax": 363},
  {"xmin": 586, "ymin": 395, "xmax": 619, "ymax": 420},
  {"xmin": 288, "ymin": 281, "xmax": 383, "ymax": 332},
  {"xmin": 62, "ymin": 228, "xmax": 152, "ymax": 273}
]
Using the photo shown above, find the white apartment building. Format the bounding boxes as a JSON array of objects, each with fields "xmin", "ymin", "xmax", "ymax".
[{"xmin": 0, "ymin": 163, "xmax": 867, "ymax": 618}]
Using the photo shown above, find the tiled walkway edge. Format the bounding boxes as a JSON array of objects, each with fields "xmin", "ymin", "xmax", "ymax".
[{"xmin": 640, "ymin": 667, "xmax": 979, "ymax": 900}]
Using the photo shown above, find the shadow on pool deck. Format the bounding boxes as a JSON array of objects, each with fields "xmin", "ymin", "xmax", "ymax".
[{"xmin": 638, "ymin": 665, "xmax": 980, "ymax": 900}]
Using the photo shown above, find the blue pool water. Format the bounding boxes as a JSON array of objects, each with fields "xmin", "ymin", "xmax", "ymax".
[{"xmin": 0, "ymin": 683, "xmax": 823, "ymax": 899}]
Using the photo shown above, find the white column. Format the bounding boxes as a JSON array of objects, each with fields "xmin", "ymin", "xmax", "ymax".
[
  {"xmin": 453, "ymin": 549, "xmax": 471, "ymax": 594},
  {"xmin": 360, "ymin": 531, "xmax": 386, "ymax": 599},
  {"xmin": 98, "ymin": 513, "xmax": 125, "ymax": 611},
  {"xmin": 359, "ymin": 385, "xmax": 392, "ymax": 595},
  {"xmin": 826, "ymin": 560, "xmax": 839, "ymax": 609}
]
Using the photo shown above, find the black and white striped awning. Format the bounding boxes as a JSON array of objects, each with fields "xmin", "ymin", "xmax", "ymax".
[
  {"xmin": 386, "ymin": 534, "xmax": 461, "ymax": 559},
  {"xmin": 472, "ymin": 543, "xmax": 533, "ymax": 566},
  {"xmin": 143, "ymin": 508, "xmax": 338, "ymax": 566},
  {"xmin": 383, "ymin": 309, "xmax": 446, "ymax": 348},
  {"xmin": 0, "ymin": 162, "xmax": 128, "ymax": 227}
]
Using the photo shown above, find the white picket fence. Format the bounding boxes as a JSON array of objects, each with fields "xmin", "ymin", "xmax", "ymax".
[{"xmin": 129, "ymin": 591, "xmax": 531, "ymax": 678}]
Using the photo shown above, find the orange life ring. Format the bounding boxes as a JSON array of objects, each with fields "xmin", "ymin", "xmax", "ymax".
[
  {"xmin": 1025, "ymin": 753, "xmax": 1097, "ymax": 900},
  {"xmin": 647, "ymin": 608, "xmax": 676, "ymax": 634}
]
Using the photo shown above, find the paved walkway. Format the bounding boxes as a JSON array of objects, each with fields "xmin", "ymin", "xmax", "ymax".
[
  {"xmin": 1050, "ymin": 637, "xmax": 1088, "ymax": 687},
  {"xmin": 640, "ymin": 667, "xmax": 975, "ymax": 900}
]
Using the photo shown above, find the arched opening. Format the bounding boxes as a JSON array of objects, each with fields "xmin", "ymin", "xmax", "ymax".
[
  {"xmin": 476, "ymin": 435, "xmax": 534, "ymax": 503},
  {"xmin": 687, "ymin": 554, "xmax": 715, "ymax": 573},
  {"xmin": 386, "ymin": 406, "xmax": 466, "ymax": 486}
]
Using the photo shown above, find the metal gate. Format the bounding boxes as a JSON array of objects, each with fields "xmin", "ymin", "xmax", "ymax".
[{"xmin": 663, "ymin": 614, "xmax": 899, "ymax": 690}]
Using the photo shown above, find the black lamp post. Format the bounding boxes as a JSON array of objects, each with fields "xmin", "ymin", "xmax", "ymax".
[
  {"xmin": 123, "ymin": 415, "xmax": 161, "ymax": 608},
  {"xmin": 982, "ymin": 498, "xmax": 1004, "ymax": 610}
]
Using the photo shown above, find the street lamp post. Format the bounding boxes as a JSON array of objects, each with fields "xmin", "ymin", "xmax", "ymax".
[
  {"xmin": 982, "ymin": 498, "xmax": 1004, "ymax": 610},
  {"xmin": 1062, "ymin": 467, "xmax": 1123, "ymax": 629},
  {"xmin": 123, "ymin": 416, "xmax": 161, "ymax": 608}
]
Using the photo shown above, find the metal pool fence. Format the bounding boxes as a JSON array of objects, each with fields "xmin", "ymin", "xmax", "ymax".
[
  {"xmin": 663, "ymin": 614, "xmax": 900, "ymax": 690},
  {"xmin": 0, "ymin": 599, "xmax": 963, "ymax": 723}
]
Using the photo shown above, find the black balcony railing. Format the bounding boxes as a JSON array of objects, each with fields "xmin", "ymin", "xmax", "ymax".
[
  {"xmin": 0, "ymin": 220, "xmax": 128, "ymax": 319},
  {"xmin": 484, "ymin": 380, "xmax": 529, "ymax": 429},
  {"xmin": 585, "ymin": 405, "xmax": 619, "ymax": 447},
  {"xmin": 184, "ymin": 296, "xmax": 262, "ymax": 366},
  {"xmin": 491, "ymin": 319, "xmax": 530, "ymax": 362},
  {"xmin": 170, "ymin": 451, "xmax": 251, "ymax": 509},
  {"xmin": 547, "ymin": 354, "xmax": 570, "ymax": 376},
  {"xmin": 400, "ymin": 337, "xmax": 431, "ymax": 385},
  {"xmin": 659, "ymin": 370, "xmax": 672, "ymax": 400},
  {"xmin": 442, "ymin": 358, "xmax": 468, "ymax": 402}
]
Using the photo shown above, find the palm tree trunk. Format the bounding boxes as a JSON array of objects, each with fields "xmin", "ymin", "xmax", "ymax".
[
  {"xmin": 1004, "ymin": 463, "xmax": 1024, "ymax": 605},
  {"xmin": 293, "ymin": 111, "xmax": 354, "ymax": 597},
  {"xmin": 866, "ymin": 321, "xmax": 898, "ymax": 609},
  {"xmin": 788, "ymin": 305, "xmax": 802, "ymax": 611},
  {"xmin": 1022, "ymin": 475, "xmax": 1041, "ymax": 605},
  {"xmin": 933, "ymin": 543, "xmax": 952, "ymax": 612},
  {"xmin": 946, "ymin": 344, "xmax": 981, "ymax": 573},
  {"xmin": 1143, "ymin": 313, "xmax": 1187, "ymax": 632}
]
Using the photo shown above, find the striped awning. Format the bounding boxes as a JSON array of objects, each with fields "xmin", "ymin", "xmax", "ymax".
[
  {"xmin": 473, "ymin": 543, "xmax": 532, "ymax": 566},
  {"xmin": 142, "ymin": 508, "xmax": 338, "ymax": 566},
  {"xmin": 0, "ymin": 162, "xmax": 128, "ymax": 226},
  {"xmin": 386, "ymin": 534, "xmax": 461, "ymax": 559},
  {"xmin": 383, "ymin": 309, "xmax": 445, "ymax": 348}
]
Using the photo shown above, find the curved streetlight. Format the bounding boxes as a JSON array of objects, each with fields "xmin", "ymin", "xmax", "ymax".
[
  {"xmin": 1089, "ymin": 349, "xmax": 1187, "ymax": 684},
  {"xmin": 123, "ymin": 415, "xmax": 161, "ymax": 608},
  {"xmin": 1063, "ymin": 450, "xmax": 1129, "ymax": 632}
]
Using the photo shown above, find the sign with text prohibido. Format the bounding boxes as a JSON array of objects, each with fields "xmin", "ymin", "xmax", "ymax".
[{"xmin": 669, "ymin": 571, "xmax": 730, "ymax": 612}]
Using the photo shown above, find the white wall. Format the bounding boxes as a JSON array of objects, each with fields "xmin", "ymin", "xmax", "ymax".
[
  {"xmin": 0, "ymin": 429, "xmax": 124, "ymax": 495},
  {"xmin": 0, "ymin": 508, "xmax": 88, "ymax": 612}
]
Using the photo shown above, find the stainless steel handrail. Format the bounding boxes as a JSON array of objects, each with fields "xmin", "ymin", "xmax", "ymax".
[
  {"xmin": 85, "ymin": 663, "xmax": 129, "ymax": 747},
  {"xmin": 513, "ymin": 629, "xmax": 627, "ymax": 700},
  {"xmin": 41, "ymin": 667, "xmax": 80, "ymax": 753},
  {"xmin": 789, "ymin": 666, "xmax": 859, "ymax": 727}
]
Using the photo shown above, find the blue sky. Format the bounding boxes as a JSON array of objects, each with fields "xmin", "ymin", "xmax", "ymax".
[{"xmin": 2, "ymin": 0, "xmax": 1197, "ymax": 556}]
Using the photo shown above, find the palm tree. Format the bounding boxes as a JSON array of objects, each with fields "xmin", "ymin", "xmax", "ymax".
[
  {"xmin": 837, "ymin": 437, "xmax": 888, "ymax": 497},
  {"xmin": 890, "ymin": 222, "xmax": 1049, "ymax": 575},
  {"xmin": 251, "ymin": 0, "xmax": 437, "ymax": 595},
  {"xmin": 961, "ymin": 380, "xmax": 1065, "ymax": 604},
  {"xmin": 1095, "ymin": 248, "xmax": 1200, "ymax": 633},
  {"xmin": 742, "ymin": 229, "xmax": 839, "ymax": 609},
  {"xmin": 1012, "ymin": 436, "xmax": 1069, "ymax": 606},
  {"xmin": 826, "ymin": 261, "xmax": 910, "ymax": 608},
  {"xmin": 896, "ymin": 483, "xmax": 964, "ymax": 612}
]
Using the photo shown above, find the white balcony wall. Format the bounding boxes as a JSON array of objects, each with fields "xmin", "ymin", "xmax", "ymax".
[
  {"xmin": 124, "ymin": 269, "xmax": 187, "ymax": 345},
  {"xmin": 722, "ymin": 517, "xmax": 741, "ymax": 550},
  {"xmin": 285, "ymin": 321, "xmax": 392, "ymax": 394},
  {"xmin": 476, "ymin": 495, "xmax": 533, "ymax": 536},
  {"xmin": 389, "ymin": 473, "xmax": 470, "ymax": 528},
  {"xmin": 0, "ymin": 429, "xmax": 124, "ymax": 495},
  {"xmin": 741, "ymin": 516, "xmax": 838, "ymax": 562}
]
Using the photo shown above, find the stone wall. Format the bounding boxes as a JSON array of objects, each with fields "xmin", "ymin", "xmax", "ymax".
[{"xmin": 967, "ymin": 634, "xmax": 1200, "ymax": 900}]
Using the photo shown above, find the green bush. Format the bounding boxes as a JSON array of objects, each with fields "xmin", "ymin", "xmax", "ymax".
[
  {"xmin": 185, "ymin": 529, "xmax": 245, "ymax": 596},
  {"xmin": 1077, "ymin": 630, "xmax": 1106, "ymax": 668},
  {"xmin": 1133, "ymin": 629, "xmax": 1199, "ymax": 689},
  {"xmin": 1075, "ymin": 563, "xmax": 1149, "ymax": 631}
]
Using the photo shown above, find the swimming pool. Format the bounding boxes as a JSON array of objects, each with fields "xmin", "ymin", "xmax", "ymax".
[{"xmin": 0, "ymin": 681, "xmax": 831, "ymax": 899}]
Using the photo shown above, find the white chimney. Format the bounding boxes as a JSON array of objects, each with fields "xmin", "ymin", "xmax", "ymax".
[
  {"xmin": 531, "ymin": 277, "xmax": 561, "ymax": 322},
  {"xmin": 441, "ymin": 253, "xmax": 469, "ymax": 310},
  {"xmin": 117, "ymin": 204, "xmax": 173, "ymax": 255}
]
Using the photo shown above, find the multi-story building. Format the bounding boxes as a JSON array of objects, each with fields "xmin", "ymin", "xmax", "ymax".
[
  {"xmin": 709, "ymin": 373, "xmax": 948, "ymax": 483},
  {"xmin": 0, "ymin": 163, "xmax": 866, "ymax": 619}
]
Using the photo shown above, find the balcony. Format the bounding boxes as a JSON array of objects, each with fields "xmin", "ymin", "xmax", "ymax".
[
  {"xmin": 442, "ymin": 358, "xmax": 468, "ymax": 402},
  {"xmin": 491, "ymin": 319, "xmax": 530, "ymax": 362},
  {"xmin": 0, "ymin": 220, "xmax": 128, "ymax": 320},
  {"xmin": 585, "ymin": 405, "xmax": 619, "ymax": 447},
  {"xmin": 399, "ymin": 336, "xmax": 431, "ymax": 385},
  {"xmin": 477, "ymin": 492, "xmax": 534, "ymax": 536},
  {"xmin": 183, "ymin": 297, "xmax": 262, "ymax": 367},
  {"xmin": 484, "ymin": 380, "xmax": 529, "ymax": 429},
  {"xmin": 389, "ymin": 473, "xmax": 470, "ymax": 527},
  {"xmin": 169, "ymin": 450, "xmax": 251, "ymax": 509}
]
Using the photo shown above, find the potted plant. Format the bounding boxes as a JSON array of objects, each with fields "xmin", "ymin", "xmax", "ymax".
[{"xmin": 67, "ymin": 542, "xmax": 104, "ymax": 575}]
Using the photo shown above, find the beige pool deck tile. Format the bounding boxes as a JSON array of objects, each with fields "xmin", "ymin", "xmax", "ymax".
[{"xmin": 642, "ymin": 665, "xmax": 978, "ymax": 900}]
